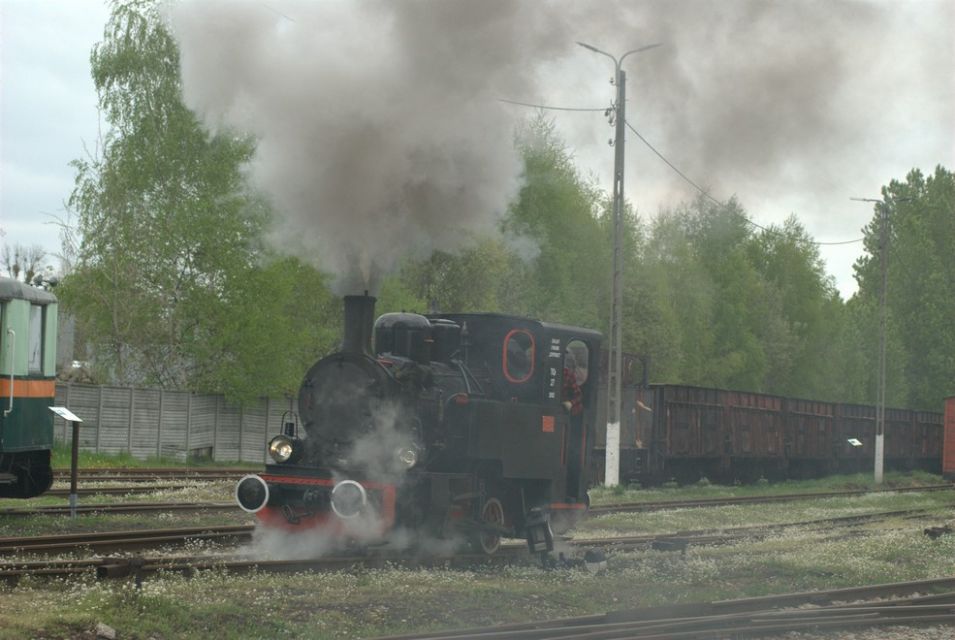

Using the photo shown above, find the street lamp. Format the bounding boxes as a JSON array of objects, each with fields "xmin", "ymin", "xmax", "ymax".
[{"xmin": 578, "ymin": 41, "xmax": 660, "ymax": 487}]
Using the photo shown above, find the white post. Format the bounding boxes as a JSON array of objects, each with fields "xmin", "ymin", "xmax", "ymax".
[{"xmin": 605, "ymin": 422, "xmax": 621, "ymax": 486}]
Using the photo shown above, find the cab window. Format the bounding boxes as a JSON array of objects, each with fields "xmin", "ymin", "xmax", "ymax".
[
  {"xmin": 502, "ymin": 329, "xmax": 534, "ymax": 383},
  {"xmin": 565, "ymin": 339, "xmax": 589, "ymax": 385},
  {"xmin": 28, "ymin": 304, "xmax": 44, "ymax": 374}
]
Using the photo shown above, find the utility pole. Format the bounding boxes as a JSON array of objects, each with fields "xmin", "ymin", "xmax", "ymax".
[
  {"xmin": 875, "ymin": 201, "xmax": 888, "ymax": 485},
  {"xmin": 578, "ymin": 41, "xmax": 660, "ymax": 487},
  {"xmin": 851, "ymin": 196, "xmax": 896, "ymax": 485}
]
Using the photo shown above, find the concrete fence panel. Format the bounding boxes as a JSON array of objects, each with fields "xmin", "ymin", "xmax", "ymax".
[{"xmin": 52, "ymin": 382, "xmax": 285, "ymax": 464}]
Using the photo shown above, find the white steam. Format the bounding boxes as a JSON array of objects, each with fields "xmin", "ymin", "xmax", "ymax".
[{"xmin": 347, "ymin": 402, "xmax": 418, "ymax": 484}]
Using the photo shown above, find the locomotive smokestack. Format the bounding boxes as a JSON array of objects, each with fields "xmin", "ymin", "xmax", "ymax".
[{"xmin": 342, "ymin": 294, "xmax": 376, "ymax": 355}]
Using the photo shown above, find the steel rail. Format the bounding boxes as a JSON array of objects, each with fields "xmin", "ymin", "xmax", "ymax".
[
  {"xmin": 52, "ymin": 468, "xmax": 251, "ymax": 476},
  {"xmin": 0, "ymin": 501, "xmax": 237, "ymax": 517},
  {"xmin": 588, "ymin": 483, "xmax": 954, "ymax": 514},
  {"xmin": 0, "ymin": 504, "xmax": 935, "ymax": 558},
  {"xmin": 0, "ymin": 545, "xmax": 531, "ymax": 583},
  {"xmin": 52, "ymin": 474, "xmax": 242, "ymax": 483},
  {"xmin": 0, "ymin": 524, "xmax": 254, "ymax": 555},
  {"xmin": 45, "ymin": 485, "xmax": 201, "ymax": 497},
  {"xmin": 372, "ymin": 584, "xmax": 955, "ymax": 639}
]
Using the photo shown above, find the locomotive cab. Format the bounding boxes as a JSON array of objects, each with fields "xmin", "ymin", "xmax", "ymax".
[{"xmin": 431, "ymin": 313, "xmax": 601, "ymax": 540}]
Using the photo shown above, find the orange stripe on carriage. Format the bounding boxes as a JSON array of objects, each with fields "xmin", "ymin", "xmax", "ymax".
[{"xmin": 0, "ymin": 379, "xmax": 55, "ymax": 398}]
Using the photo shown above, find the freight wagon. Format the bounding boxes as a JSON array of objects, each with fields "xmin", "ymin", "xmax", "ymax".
[{"xmin": 591, "ymin": 381, "xmax": 943, "ymax": 486}]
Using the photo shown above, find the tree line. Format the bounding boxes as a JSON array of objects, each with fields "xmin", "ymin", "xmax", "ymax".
[{"xmin": 58, "ymin": 1, "xmax": 955, "ymax": 411}]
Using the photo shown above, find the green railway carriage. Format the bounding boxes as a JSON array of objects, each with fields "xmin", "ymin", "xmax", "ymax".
[{"xmin": 0, "ymin": 277, "xmax": 57, "ymax": 498}]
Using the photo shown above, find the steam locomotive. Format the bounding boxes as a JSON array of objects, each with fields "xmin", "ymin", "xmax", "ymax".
[{"xmin": 236, "ymin": 295, "xmax": 600, "ymax": 554}]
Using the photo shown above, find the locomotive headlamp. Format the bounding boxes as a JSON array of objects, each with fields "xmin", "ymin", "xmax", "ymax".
[
  {"xmin": 396, "ymin": 446, "xmax": 418, "ymax": 469},
  {"xmin": 268, "ymin": 435, "xmax": 298, "ymax": 463}
]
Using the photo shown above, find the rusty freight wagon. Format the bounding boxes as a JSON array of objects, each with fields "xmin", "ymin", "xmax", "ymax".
[{"xmin": 592, "ymin": 383, "xmax": 943, "ymax": 485}]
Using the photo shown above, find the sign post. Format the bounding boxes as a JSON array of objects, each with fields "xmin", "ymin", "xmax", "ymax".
[{"xmin": 49, "ymin": 407, "xmax": 83, "ymax": 518}]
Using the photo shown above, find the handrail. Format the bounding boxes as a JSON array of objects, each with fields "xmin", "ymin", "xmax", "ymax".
[{"xmin": 4, "ymin": 328, "xmax": 14, "ymax": 417}]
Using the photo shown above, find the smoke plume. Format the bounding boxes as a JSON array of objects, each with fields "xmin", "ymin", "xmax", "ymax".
[
  {"xmin": 168, "ymin": 0, "xmax": 571, "ymax": 293},
  {"xmin": 168, "ymin": 0, "xmax": 952, "ymax": 296}
]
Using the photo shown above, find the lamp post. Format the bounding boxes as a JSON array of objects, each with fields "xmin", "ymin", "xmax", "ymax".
[{"xmin": 578, "ymin": 41, "xmax": 660, "ymax": 487}]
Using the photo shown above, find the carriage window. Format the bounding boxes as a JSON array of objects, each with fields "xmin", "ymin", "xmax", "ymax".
[
  {"xmin": 565, "ymin": 340, "xmax": 589, "ymax": 385},
  {"xmin": 28, "ymin": 304, "xmax": 44, "ymax": 374},
  {"xmin": 502, "ymin": 329, "xmax": 534, "ymax": 383}
]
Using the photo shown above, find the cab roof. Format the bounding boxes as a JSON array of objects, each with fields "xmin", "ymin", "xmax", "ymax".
[
  {"xmin": 430, "ymin": 312, "xmax": 602, "ymax": 342},
  {"xmin": 0, "ymin": 277, "xmax": 57, "ymax": 304}
]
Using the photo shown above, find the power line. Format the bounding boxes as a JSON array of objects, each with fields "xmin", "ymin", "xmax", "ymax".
[
  {"xmin": 623, "ymin": 120, "xmax": 864, "ymax": 247},
  {"xmin": 623, "ymin": 120, "xmax": 722, "ymax": 208},
  {"xmin": 497, "ymin": 98, "xmax": 606, "ymax": 113},
  {"xmin": 499, "ymin": 97, "xmax": 865, "ymax": 247}
]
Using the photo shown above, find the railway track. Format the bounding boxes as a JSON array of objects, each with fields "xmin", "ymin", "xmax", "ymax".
[
  {"xmin": 0, "ymin": 501, "xmax": 237, "ymax": 517},
  {"xmin": 53, "ymin": 467, "xmax": 249, "ymax": 477},
  {"xmin": 373, "ymin": 579, "xmax": 955, "ymax": 639},
  {"xmin": 0, "ymin": 545, "xmax": 530, "ymax": 585},
  {"xmin": 588, "ymin": 483, "xmax": 954, "ymax": 514},
  {"xmin": 45, "ymin": 485, "xmax": 210, "ymax": 497},
  {"xmin": 0, "ymin": 506, "xmax": 937, "ymax": 565},
  {"xmin": 51, "ymin": 468, "xmax": 247, "ymax": 484},
  {"xmin": 29, "ymin": 481, "xmax": 946, "ymax": 510},
  {"xmin": 0, "ymin": 524, "xmax": 252, "ymax": 556},
  {"xmin": 3, "ymin": 547, "xmax": 955, "ymax": 640}
]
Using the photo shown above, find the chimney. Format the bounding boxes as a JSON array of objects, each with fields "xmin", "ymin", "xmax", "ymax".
[{"xmin": 342, "ymin": 294, "xmax": 376, "ymax": 355}]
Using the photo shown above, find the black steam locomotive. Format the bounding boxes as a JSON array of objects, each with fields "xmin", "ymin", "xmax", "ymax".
[{"xmin": 236, "ymin": 295, "xmax": 600, "ymax": 554}]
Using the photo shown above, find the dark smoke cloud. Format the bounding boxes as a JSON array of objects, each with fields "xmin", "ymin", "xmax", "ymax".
[
  {"xmin": 557, "ymin": 0, "xmax": 952, "ymax": 228},
  {"xmin": 168, "ymin": 0, "xmax": 953, "ymax": 295},
  {"xmin": 168, "ymin": 0, "xmax": 572, "ymax": 293},
  {"xmin": 619, "ymin": 1, "xmax": 892, "ymax": 189}
]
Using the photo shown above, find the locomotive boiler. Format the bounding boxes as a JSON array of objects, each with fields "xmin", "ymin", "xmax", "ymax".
[{"xmin": 236, "ymin": 295, "xmax": 600, "ymax": 554}]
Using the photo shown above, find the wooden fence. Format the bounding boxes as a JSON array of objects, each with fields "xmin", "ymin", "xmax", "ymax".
[{"xmin": 52, "ymin": 383, "xmax": 297, "ymax": 463}]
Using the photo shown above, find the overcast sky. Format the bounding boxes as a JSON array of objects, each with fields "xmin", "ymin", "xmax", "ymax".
[{"xmin": 1, "ymin": 0, "xmax": 953, "ymax": 299}]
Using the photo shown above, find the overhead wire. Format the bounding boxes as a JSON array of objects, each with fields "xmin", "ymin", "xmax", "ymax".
[
  {"xmin": 497, "ymin": 98, "xmax": 606, "ymax": 112},
  {"xmin": 498, "ymin": 98, "xmax": 865, "ymax": 247},
  {"xmin": 623, "ymin": 120, "xmax": 865, "ymax": 246}
]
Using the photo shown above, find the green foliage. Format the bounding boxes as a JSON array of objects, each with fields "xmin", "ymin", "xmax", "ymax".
[
  {"xmin": 394, "ymin": 115, "xmax": 610, "ymax": 330},
  {"xmin": 503, "ymin": 115, "xmax": 610, "ymax": 327},
  {"xmin": 852, "ymin": 166, "xmax": 955, "ymax": 409},
  {"xmin": 396, "ymin": 236, "xmax": 513, "ymax": 314},
  {"xmin": 58, "ymin": 2, "xmax": 952, "ymax": 412},
  {"xmin": 636, "ymin": 197, "xmax": 858, "ymax": 399},
  {"xmin": 60, "ymin": 0, "xmax": 340, "ymax": 402},
  {"xmin": 49, "ymin": 442, "xmax": 256, "ymax": 469}
]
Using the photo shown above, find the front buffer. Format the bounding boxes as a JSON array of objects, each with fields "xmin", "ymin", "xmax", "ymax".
[{"xmin": 236, "ymin": 472, "xmax": 397, "ymax": 542}]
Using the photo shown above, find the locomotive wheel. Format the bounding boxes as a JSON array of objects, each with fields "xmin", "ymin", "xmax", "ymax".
[{"xmin": 476, "ymin": 497, "xmax": 504, "ymax": 555}]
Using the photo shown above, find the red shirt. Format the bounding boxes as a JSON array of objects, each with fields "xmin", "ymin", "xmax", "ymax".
[{"xmin": 562, "ymin": 367, "xmax": 583, "ymax": 416}]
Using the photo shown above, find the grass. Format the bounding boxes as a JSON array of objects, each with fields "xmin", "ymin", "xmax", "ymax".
[
  {"xmin": 1, "ymin": 472, "xmax": 954, "ymax": 638},
  {"xmin": 576, "ymin": 490, "xmax": 955, "ymax": 537},
  {"xmin": 3, "ymin": 513, "xmax": 955, "ymax": 639},
  {"xmin": 51, "ymin": 442, "xmax": 259, "ymax": 470},
  {"xmin": 588, "ymin": 470, "xmax": 946, "ymax": 505}
]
